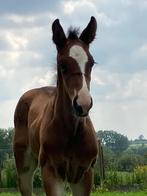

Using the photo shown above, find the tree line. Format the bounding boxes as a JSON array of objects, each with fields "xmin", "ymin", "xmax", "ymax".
[
  {"xmin": 0, "ymin": 128, "xmax": 147, "ymax": 171},
  {"xmin": 97, "ymin": 130, "xmax": 147, "ymax": 172}
]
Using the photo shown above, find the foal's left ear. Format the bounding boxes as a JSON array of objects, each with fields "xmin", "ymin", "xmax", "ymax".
[
  {"xmin": 79, "ymin": 16, "xmax": 97, "ymax": 45},
  {"xmin": 52, "ymin": 19, "xmax": 67, "ymax": 51}
]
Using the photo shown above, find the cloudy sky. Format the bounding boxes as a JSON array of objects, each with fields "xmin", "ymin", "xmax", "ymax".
[{"xmin": 0, "ymin": 0, "xmax": 147, "ymax": 139}]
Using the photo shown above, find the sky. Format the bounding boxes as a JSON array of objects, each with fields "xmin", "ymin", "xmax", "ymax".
[{"xmin": 0, "ymin": 0, "xmax": 147, "ymax": 139}]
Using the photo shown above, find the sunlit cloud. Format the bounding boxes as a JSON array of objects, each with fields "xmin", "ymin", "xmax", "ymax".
[
  {"xmin": 21, "ymin": 69, "xmax": 56, "ymax": 93},
  {"xmin": 6, "ymin": 32, "xmax": 28, "ymax": 50}
]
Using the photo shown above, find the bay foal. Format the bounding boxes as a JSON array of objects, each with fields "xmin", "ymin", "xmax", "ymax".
[{"xmin": 13, "ymin": 16, "xmax": 98, "ymax": 196}]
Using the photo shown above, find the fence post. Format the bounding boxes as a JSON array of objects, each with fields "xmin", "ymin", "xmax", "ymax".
[
  {"xmin": 0, "ymin": 167, "xmax": 1, "ymax": 187},
  {"xmin": 97, "ymin": 139, "xmax": 105, "ymax": 188}
]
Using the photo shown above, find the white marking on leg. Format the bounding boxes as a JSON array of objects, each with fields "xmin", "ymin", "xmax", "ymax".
[
  {"xmin": 19, "ymin": 170, "xmax": 33, "ymax": 194},
  {"xmin": 56, "ymin": 181, "xmax": 65, "ymax": 196}
]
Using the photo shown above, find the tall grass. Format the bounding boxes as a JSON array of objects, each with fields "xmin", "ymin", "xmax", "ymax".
[
  {"xmin": 1, "ymin": 157, "xmax": 17, "ymax": 188},
  {"xmin": 104, "ymin": 166, "xmax": 147, "ymax": 190}
]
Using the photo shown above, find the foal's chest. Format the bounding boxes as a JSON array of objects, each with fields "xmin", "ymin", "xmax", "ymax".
[{"xmin": 42, "ymin": 126, "xmax": 98, "ymax": 183}]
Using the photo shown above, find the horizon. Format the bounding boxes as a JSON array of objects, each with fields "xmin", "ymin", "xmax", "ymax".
[{"xmin": 0, "ymin": 126, "xmax": 147, "ymax": 141}]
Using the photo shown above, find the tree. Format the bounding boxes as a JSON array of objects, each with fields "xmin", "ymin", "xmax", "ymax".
[
  {"xmin": 102, "ymin": 146, "xmax": 116, "ymax": 170},
  {"xmin": 97, "ymin": 130, "xmax": 129, "ymax": 153},
  {"xmin": 0, "ymin": 128, "xmax": 13, "ymax": 167},
  {"xmin": 117, "ymin": 153, "xmax": 144, "ymax": 172},
  {"xmin": 128, "ymin": 145, "xmax": 147, "ymax": 165},
  {"xmin": 0, "ymin": 128, "xmax": 13, "ymax": 149},
  {"xmin": 138, "ymin": 134, "xmax": 144, "ymax": 140}
]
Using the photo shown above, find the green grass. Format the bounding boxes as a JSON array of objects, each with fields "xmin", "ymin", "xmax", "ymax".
[
  {"xmin": 0, "ymin": 192, "xmax": 147, "ymax": 196},
  {"xmin": 91, "ymin": 192, "xmax": 147, "ymax": 196},
  {"xmin": 0, "ymin": 194, "xmax": 20, "ymax": 196}
]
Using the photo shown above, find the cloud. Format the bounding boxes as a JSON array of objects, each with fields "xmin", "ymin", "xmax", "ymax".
[
  {"xmin": 123, "ymin": 70, "xmax": 147, "ymax": 100},
  {"xmin": 92, "ymin": 67, "xmax": 147, "ymax": 102},
  {"xmin": 90, "ymin": 98, "xmax": 147, "ymax": 139},
  {"xmin": 5, "ymin": 32, "xmax": 28, "ymax": 50},
  {"xmin": 138, "ymin": 43, "xmax": 147, "ymax": 59},
  {"xmin": 122, "ymin": 0, "xmax": 147, "ymax": 9},
  {"xmin": 21, "ymin": 69, "xmax": 56, "ymax": 93},
  {"xmin": 0, "ymin": 13, "xmax": 57, "ymax": 33},
  {"xmin": 0, "ymin": 0, "xmax": 61, "ymax": 14},
  {"xmin": 62, "ymin": 0, "xmax": 119, "ymax": 28},
  {"xmin": 63, "ymin": 0, "xmax": 96, "ymax": 15},
  {"xmin": 91, "ymin": 67, "xmax": 147, "ymax": 139},
  {"xmin": 0, "ymin": 99, "xmax": 17, "ymax": 128}
]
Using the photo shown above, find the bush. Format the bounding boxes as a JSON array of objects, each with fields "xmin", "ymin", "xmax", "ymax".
[
  {"xmin": 1, "ymin": 156, "xmax": 17, "ymax": 188},
  {"xmin": 102, "ymin": 146, "xmax": 116, "ymax": 170},
  {"xmin": 134, "ymin": 165, "xmax": 147, "ymax": 189},
  {"xmin": 117, "ymin": 153, "xmax": 144, "ymax": 172}
]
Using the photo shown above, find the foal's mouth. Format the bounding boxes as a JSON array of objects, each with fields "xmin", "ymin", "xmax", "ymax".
[{"xmin": 73, "ymin": 109, "xmax": 89, "ymax": 117}]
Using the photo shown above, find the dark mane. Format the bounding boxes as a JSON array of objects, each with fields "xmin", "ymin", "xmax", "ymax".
[{"xmin": 67, "ymin": 27, "xmax": 80, "ymax": 40}]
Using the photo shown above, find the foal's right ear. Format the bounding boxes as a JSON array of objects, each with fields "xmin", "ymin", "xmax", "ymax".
[
  {"xmin": 52, "ymin": 19, "xmax": 67, "ymax": 51},
  {"xmin": 79, "ymin": 16, "xmax": 97, "ymax": 45}
]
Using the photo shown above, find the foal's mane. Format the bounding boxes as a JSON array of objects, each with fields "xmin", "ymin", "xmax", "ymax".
[{"xmin": 67, "ymin": 27, "xmax": 80, "ymax": 40}]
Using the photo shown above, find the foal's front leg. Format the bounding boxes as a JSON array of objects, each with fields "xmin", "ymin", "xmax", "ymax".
[
  {"xmin": 70, "ymin": 169, "xmax": 93, "ymax": 196},
  {"xmin": 42, "ymin": 163, "xmax": 64, "ymax": 196}
]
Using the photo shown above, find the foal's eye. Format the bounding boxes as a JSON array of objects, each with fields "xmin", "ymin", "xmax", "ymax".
[
  {"xmin": 60, "ymin": 64, "xmax": 67, "ymax": 74},
  {"xmin": 90, "ymin": 57, "xmax": 96, "ymax": 68},
  {"xmin": 91, "ymin": 63, "xmax": 94, "ymax": 68},
  {"xmin": 89, "ymin": 62, "xmax": 94, "ymax": 69},
  {"xmin": 89, "ymin": 60, "xmax": 94, "ymax": 68}
]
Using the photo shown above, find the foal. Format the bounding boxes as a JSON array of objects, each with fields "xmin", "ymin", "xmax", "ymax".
[{"xmin": 13, "ymin": 16, "xmax": 98, "ymax": 196}]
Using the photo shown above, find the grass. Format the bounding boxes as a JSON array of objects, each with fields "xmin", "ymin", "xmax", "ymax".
[
  {"xmin": 0, "ymin": 192, "xmax": 147, "ymax": 196},
  {"xmin": 91, "ymin": 192, "xmax": 147, "ymax": 196}
]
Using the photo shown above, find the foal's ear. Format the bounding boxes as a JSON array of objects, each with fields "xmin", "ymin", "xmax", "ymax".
[
  {"xmin": 52, "ymin": 19, "xmax": 67, "ymax": 50},
  {"xmin": 79, "ymin": 16, "xmax": 97, "ymax": 45}
]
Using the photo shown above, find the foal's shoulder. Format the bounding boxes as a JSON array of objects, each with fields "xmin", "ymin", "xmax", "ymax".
[
  {"xmin": 38, "ymin": 86, "xmax": 57, "ymax": 96},
  {"xmin": 16, "ymin": 86, "xmax": 57, "ymax": 109},
  {"xmin": 21, "ymin": 86, "xmax": 57, "ymax": 99}
]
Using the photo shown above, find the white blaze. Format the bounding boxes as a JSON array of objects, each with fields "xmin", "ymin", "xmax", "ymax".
[
  {"xmin": 69, "ymin": 45, "xmax": 88, "ymax": 73},
  {"xmin": 69, "ymin": 45, "xmax": 91, "ymax": 111}
]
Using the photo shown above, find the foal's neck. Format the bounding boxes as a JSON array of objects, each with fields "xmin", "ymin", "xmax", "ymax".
[{"xmin": 54, "ymin": 77, "xmax": 82, "ymax": 133}]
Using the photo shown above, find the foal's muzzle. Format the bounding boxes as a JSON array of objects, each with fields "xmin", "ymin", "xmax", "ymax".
[{"xmin": 73, "ymin": 96, "xmax": 93, "ymax": 117}]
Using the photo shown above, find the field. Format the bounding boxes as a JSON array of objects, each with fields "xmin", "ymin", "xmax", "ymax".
[{"xmin": 0, "ymin": 192, "xmax": 147, "ymax": 196}]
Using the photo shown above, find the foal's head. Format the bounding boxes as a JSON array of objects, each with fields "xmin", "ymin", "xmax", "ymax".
[{"xmin": 52, "ymin": 16, "xmax": 97, "ymax": 117}]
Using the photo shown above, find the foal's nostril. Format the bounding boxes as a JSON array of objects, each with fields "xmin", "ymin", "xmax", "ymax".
[
  {"xmin": 73, "ymin": 96, "xmax": 93, "ymax": 117},
  {"xmin": 73, "ymin": 97, "xmax": 83, "ymax": 116},
  {"xmin": 76, "ymin": 105, "xmax": 83, "ymax": 115}
]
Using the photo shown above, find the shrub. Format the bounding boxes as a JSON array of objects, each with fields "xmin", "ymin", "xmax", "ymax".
[
  {"xmin": 134, "ymin": 165, "xmax": 147, "ymax": 189},
  {"xmin": 1, "ymin": 156, "xmax": 17, "ymax": 188},
  {"xmin": 117, "ymin": 154, "xmax": 144, "ymax": 172}
]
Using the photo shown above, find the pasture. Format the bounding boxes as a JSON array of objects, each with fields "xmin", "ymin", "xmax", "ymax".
[{"xmin": 0, "ymin": 192, "xmax": 146, "ymax": 196}]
